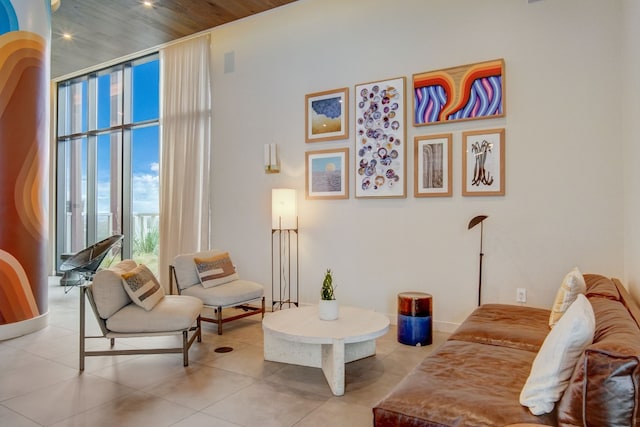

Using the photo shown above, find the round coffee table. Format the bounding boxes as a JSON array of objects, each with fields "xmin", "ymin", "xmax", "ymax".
[{"xmin": 262, "ymin": 305, "xmax": 389, "ymax": 396}]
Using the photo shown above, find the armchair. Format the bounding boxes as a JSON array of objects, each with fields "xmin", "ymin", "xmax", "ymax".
[
  {"xmin": 80, "ymin": 259, "xmax": 202, "ymax": 370},
  {"xmin": 170, "ymin": 250, "xmax": 265, "ymax": 335}
]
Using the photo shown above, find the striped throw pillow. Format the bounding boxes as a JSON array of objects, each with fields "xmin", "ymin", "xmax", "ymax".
[
  {"xmin": 121, "ymin": 264, "xmax": 165, "ymax": 311},
  {"xmin": 194, "ymin": 252, "xmax": 239, "ymax": 288}
]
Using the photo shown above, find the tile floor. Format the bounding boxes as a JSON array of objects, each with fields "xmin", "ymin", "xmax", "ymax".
[{"xmin": 0, "ymin": 278, "xmax": 448, "ymax": 427}]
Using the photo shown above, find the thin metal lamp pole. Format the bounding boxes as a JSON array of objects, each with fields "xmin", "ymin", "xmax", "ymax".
[{"xmin": 468, "ymin": 215, "xmax": 488, "ymax": 307}]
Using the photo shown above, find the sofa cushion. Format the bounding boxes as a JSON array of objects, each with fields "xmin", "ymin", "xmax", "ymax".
[
  {"xmin": 121, "ymin": 264, "xmax": 165, "ymax": 311},
  {"xmin": 549, "ymin": 267, "xmax": 586, "ymax": 328},
  {"xmin": 373, "ymin": 340, "xmax": 557, "ymax": 426},
  {"xmin": 584, "ymin": 273, "xmax": 621, "ymax": 300},
  {"xmin": 194, "ymin": 252, "xmax": 239, "ymax": 288},
  {"xmin": 90, "ymin": 259, "xmax": 137, "ymax": 319},
  {"xmin": 173, "ymin": 249, "xmax": 224, "ymax": 291},
  {"xmin": 520, "ymin": 294, "xmax": 595, "ymax": 415},
  {"xmin": 106, "ymin": 295, "xmax": 203, "ymax": 333},
  {"xmin": 180, "ymin": 279, "xmax": 263, "ymax": 307},
  {"xmin": 449, "ymin": 304, "xmax": 550, "ymax": 353},
  {"xmin": 557, "ymin": 296, "xmax": 640, "ymax": 426}
]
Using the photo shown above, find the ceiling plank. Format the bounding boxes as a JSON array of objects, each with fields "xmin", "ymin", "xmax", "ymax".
[{"xmin": 51, "ymin": 0, "xmax": 296, "ymax": 78}]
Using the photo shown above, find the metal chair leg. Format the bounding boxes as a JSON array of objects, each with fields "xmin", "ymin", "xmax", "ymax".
[{"xmin": 217, "ymin": 306, "xmax": 223, "ymax": 335}]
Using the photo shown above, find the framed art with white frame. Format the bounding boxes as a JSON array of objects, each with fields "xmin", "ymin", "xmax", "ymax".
[
  {"xmin": 462, "ymin": 128, "xmax": 505, "ymax": 196},
  {"xmin": 354, "ymin": 76, "xmax": 406, "ymax": 198},
  {"xmin": 305, "ymin": 88, "xmax": 349, "ymax": 143},
  {"xmin": 305, "ymin": 148, "xmax": 349, "ymax": 200},
  {"xmin": 414, "ymin": 133, "xmax": 452, "ymax": 197}
]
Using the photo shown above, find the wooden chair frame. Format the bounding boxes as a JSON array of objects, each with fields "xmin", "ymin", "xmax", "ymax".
[{"xmin": 169, "ymin": 265, "xmax": 265, "ymax": 335}]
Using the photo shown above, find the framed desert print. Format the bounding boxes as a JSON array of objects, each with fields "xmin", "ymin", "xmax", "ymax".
[
  {"xmin": 354, "ymin": 76, "xmax": 406, "ymax": 198},
  {"xmin": 414, "ymin": 134, "xmax": 452, "ymax": 197},
  {"xmin": 413, "ymin": 58, "xmax": 505, "ymax": 126},
  {"xmin": 305, "ymin": 88, "xmax": 349, "ymax": 143},
  {"xmin": 305, "ymin": 148, "xmax": 349, "ymax": 200},
  {"xmin": 462, "ymin": 128, "xmax": 505, "ymax": 196}
]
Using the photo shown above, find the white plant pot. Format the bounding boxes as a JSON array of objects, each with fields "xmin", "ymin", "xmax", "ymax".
[{"xmin": 318, "ymin": 299, "xmax": 339, "ymax": 320}]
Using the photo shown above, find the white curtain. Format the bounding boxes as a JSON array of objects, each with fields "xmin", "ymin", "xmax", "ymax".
[{"xmin": 159, "ymin": 35, "xmax": 213, "ymax": 291}]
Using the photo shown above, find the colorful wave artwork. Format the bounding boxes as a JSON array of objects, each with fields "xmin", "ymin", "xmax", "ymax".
[
  {"xmin": 413, "ymin": 59, "xmax": 505, "ymax": 126},
  {"xmin": 0, "ymin": 0, "xmax": 49, "ymax": 325}
]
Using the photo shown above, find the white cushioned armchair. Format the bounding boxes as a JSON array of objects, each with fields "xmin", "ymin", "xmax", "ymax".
[
  {"xmin": 80, "ymin": 259, "xmax": 202, "ymax": 370},
  {"xmin": 170, "ymin": 250, "xmax": 265, "ymax": 335}
]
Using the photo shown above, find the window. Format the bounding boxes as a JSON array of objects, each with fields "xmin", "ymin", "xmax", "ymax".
[{"xmin": 56, "ymin": 54, "xmax": 160, "ymax": 274}]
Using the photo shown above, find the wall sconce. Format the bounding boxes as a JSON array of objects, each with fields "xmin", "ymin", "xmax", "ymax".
[
  {"xmin": 264, "ymin": 143, "xmax": 280, "ymax": 174},
  {"xmin": 271, "ymin": 189, "xmax": 298, "ymax": 309}
]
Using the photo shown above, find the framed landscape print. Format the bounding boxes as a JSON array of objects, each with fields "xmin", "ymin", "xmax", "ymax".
[
  {"xmin": 414, "ymin": 134, "xmax": 452, "ymax": 197},
  {"xmin": 305, "ymin": 148, "xmax": 349, "ymax": 200},
  {"xmin": 413, "ymin": 59, "xmax": 505, "ymax": 126},
  {"xmin": 305, "ymin": 88, "xmax": 349, "ymax": 143},
  {"xmin": 354, "ymin": 76, "xmax": 406, "ymax": 198},
  {"xmin": 462, "ymin": 128, "xmax": 505, "ymax": 196}
]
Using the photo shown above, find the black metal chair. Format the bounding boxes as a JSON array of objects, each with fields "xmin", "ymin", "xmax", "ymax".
[{"xmin": 59, "ymin": 235, "xmax": 123, "ymax": 293}]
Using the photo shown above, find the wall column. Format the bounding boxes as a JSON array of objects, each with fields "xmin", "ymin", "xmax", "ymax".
[{"xmin": 0, "ymin": 0, "xmax": 51, "ymax": 339}]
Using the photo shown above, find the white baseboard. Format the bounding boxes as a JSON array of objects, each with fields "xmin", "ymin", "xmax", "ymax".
[{"xmin": 0, "ymin": 312, "xmax": 49, "ymax": 341}]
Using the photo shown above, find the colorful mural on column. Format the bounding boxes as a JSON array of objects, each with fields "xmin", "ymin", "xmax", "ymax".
[{"xmin": 0, "ymin": 0, "xmax": 50, "ymax": 328}]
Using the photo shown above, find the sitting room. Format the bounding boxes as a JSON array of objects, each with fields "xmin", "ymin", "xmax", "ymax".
[{"xmin": 1, "ymin": 0, "xmax": 640, "ymax": 426}]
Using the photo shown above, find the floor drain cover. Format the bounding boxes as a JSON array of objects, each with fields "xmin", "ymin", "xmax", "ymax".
[{"xmin": 214, "ymin": 346, "xmax": 233, "ymax": 353}]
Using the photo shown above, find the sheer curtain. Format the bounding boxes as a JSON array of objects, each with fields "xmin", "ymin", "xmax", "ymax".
[{"xmin": 159, "ymin": 35, "xmax": 213, "ymax": 291}]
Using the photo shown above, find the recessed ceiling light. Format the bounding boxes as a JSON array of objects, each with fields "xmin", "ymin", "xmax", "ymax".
[
  {"xmin": 62, "ymin": 32, "xmax": 72, "ymax": 40},
  {"xmin": 143, "ymin": 1, "xmax": 153, "ymax": 7}
]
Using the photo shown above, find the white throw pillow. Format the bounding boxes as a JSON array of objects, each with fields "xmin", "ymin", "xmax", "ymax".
[
  {"xmin": 120, "ymin": 264, "xmax": 165, "ymax": 311},
  {"xmin": 194, "ymin": 252, "xmax": 239, "ymax": 288},
  {"xmin": 548, "ymin": 267, "xmax": 587, "ymax": 328},
  {"xmin": 520, "ymin": 293, "xmax": 595, "ymax": 415}
]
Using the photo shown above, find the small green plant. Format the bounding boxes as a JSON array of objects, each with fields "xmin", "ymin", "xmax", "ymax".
[{"xmin": 321, "ymin": 269, "xmax": 336, "ymax": 300}]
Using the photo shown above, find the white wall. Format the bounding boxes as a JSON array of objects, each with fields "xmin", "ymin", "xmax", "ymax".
[
  {"xmin": 623, "ymin": 0, "xmax": 640, "ymax": 298},
  {"xmin": 208, "ymin": 0, "xmax": 625, "ymax": 329}
]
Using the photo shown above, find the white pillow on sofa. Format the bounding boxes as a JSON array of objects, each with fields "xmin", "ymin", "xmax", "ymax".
[
  {"xmin": 520, "ymin": 293, "xmax": 595, "ymax": 415},
  {"xmin": 548, "ymin": 267, "xmax": 586, "ymax": 328}
]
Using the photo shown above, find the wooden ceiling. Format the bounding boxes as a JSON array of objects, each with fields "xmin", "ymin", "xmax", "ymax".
[{"xmin": 51, "ymin": 0, "xmax": 297, "ymax": 79}]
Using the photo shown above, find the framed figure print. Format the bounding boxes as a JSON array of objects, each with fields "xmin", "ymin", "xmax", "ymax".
[
  {"xmin": 414, "ymin": 134, "xmax": 452, "ymax": 197},
  {"xmin": 305, "ymin": 88, "xmax": 349, "ymax": 143},
  {"xmin": 462, "ymin": 128, "xmax": 505, "ymax": 196},
  {"xmin": 305, "ymin": 148, "xmax": 349, "ymax": 200},
  {"xmin": 354, "ymin": 76, "xmax": 406, "ymax": 198}
]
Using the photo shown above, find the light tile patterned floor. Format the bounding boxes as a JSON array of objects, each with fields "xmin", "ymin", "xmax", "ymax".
[{"xmin": 0, "ymin": 278, "xmax": 448, "ymax": 426}]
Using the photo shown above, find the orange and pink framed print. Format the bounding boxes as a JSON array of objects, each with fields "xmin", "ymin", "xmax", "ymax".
[
  {"xmin": 414, "ymin": 134, "xmax": 452, "ymax": 197},
  {"xmin": 413, "ymin": 59, "xmax": 505, "ymax": 126},
  {"xmin": 305, "ymin": 88, "xmax": 349, "ymax": 143},
  {"xmin": 355, "ymin": 76, "xmax": 406, "ymax": 198},
  {"xmin": 305, "ymin": 148, "xmax": 349, "ymax": 200},
  {"xmin": 462, "ymin": 128, "xmax": 505, "ymax": 196}
]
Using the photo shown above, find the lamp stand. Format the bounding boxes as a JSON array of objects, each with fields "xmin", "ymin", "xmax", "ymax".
[
  {"xmin": 468, "ymin": 215, "xmax": 488, "ymax": 307},
  {"xmin": 271, "ymin": 216, "xmax": 299, "ymax": 310}
]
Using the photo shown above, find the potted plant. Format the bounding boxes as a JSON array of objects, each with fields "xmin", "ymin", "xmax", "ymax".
[{"xmin": 319, "ymin": 268, "xmax": 339, "ymax": 320}]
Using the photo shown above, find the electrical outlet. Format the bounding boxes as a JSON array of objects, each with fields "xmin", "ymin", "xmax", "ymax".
[{"xmin": 516, "ymin": 288, "xmax": 527, "ymax": 303}]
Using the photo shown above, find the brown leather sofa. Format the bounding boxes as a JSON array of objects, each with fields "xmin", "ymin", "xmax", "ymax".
[{"xmin": 373, "ymin": 274, "xmax": 640, "ymax": 426}]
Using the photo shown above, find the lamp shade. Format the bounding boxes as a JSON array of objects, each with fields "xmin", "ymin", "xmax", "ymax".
[{"xmin": 272, "ymin": 189, "xmax": 297, "ymax": 230}]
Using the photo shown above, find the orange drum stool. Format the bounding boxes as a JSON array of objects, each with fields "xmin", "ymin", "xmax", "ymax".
[{"xmin": 397, "ymin": 292, "xmax": 432, "ymax": 346}]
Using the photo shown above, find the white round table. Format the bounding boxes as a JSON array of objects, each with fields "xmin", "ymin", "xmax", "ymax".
[{"xmin": 262, "ymin": 305, "xmax": 389, "ymax": 396}]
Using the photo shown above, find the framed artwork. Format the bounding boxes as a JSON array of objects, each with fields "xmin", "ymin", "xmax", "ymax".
[
  {"xmin": 413, "ymin": 58, "xmax": 505, "ymax": 126},
  {"xmin": 305, "ymin": 148, "xmax": 349, "ymax": 200},
  {"xmin": 462, "ymin": 128, "xmax": 505, "ymax": 196},
  {"xmin": 354, "ymin": 76, "xmax": 406, "ymax": 198},
  {"xmin": 414, "ymin": 133, "xmax": 452, "ymax": 197},
  {"xmin": 305, "ymin": 88, "xmax": 349, "ymax": 143}
]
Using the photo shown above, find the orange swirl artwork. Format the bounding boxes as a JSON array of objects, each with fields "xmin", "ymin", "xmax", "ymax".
[{"xmin": 0, "ymin": 0, "xmax": 49, "ymax": 326}]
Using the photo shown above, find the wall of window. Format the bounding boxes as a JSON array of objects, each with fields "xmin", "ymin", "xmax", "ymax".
[{"xmin": 56, "ymin": 54, "xmax": 160, "ymax": 274}]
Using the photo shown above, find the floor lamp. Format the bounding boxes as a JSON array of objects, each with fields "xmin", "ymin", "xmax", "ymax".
[
  {"xmin": 468, "ymin": 215, "xmax": 488, "ymax": 306},
  {"xmin": 271, "ymin": 189, "xmax": 299, "ymax": 310}
]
